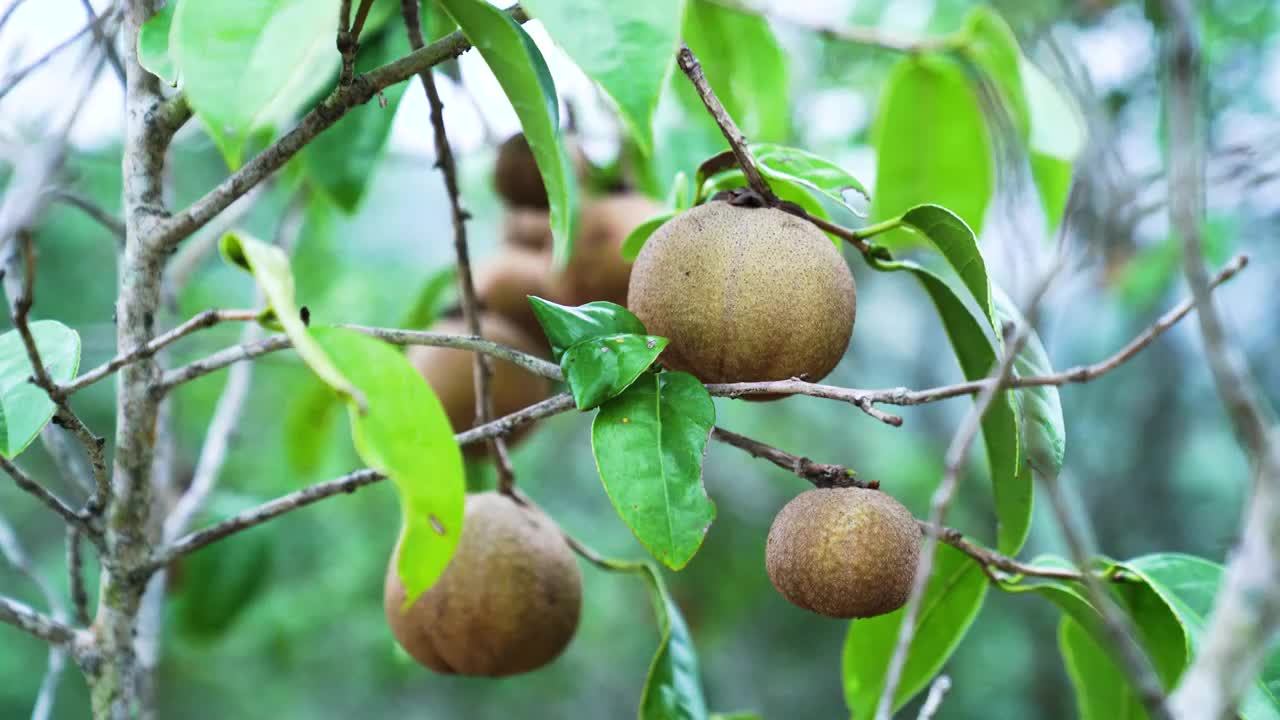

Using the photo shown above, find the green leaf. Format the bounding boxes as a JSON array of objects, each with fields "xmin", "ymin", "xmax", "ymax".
[
  {"xmin": 219, "ymin": 232, "xmax": 361, "ymax": 405},
  {"xmin": 639, "ymin": 564, "xmax": 710, "ymax": 720},
  {"xmin": 870, "ymin": 259, "xmax": 1028, "ymax": 553},
  {"xmin": 439, "ymin": 0, "xmax": 578, "ymax": 264},
  {"xmin": 843, "ymin": 544, "xmax": 988, "ymax": 718},
  {"xmin": 959, "ymin": 6, "xmax": 1030, "ymax": 138},
  {"xmin": 172, "ymin": 0, "xmax": 342, "ymax": 167},
  {"xmin": 521, "ymin": 0, "xmax": 683, "ymax": 156},
  {"xmin": 592, "ymin": 372, "xmax": 715, "ymax": 570},
  {"xmin": 138, "ymin": 1, "xmax": 178, "ymax": 86},
  {"xmin": 872, "ymin": 53, "xmax": 993, "ymax": 246},
  {"xmin": 1022, "ymin": 60, "xmax": 1085, "ymax": 231},
  {"xmin": 283, "ymin": 374, "xmax": 342, "ymax": 475},
  {"xmin": 175, "ymin": 494, "xmax": 274, "ymax": 640},
  {"xmin": 752, "ymin": 143, "xmax": 870, "ymax": 211},
  {"xmin": 562, "ymin": 334, "xmax": 668, "ymax": 410},
  {"xmin": 1122, "ymin": 554, "xmax": 1280, "ymax": 719},
  {"xmin": 301, "ymin": 24, "xmax": 411, "ymax": 212},
  {"xmin": 681, "ymin": 0, "xmax": 788, "ymax": 143},
  {"xmin": 1059, "ymin": 615, "xmax": 1149, "ymax": 720},
  {"xmin": 528, "ymin": 297, "xmax": 647, "ymax": 361},
  {"xmin": 0, "ymin": 321, "xmax": 80, "ymax": 458},
  {"xmin": 898, "ymin": 205, "xmax": 994, "ymax": 322},
  {"xmin": 992, "ymin": 286, "xmax": 1065, "ymax": 479},
  {"xmin": 312, "ymin": 328, "xmax": 466, "ymax": 603},
  {"xmin": 398, "ymin": 265, "xmax": 459, "ymax": 329},
  {"xmin": 1030, "ymin": 152, "xmax": 1074, "ymax": 232},
  {"xmin": 622, "ymin": 213, "xmax": 676, "ymax": 261}
]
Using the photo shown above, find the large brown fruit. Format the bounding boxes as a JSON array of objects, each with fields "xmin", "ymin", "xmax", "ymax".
[
  {"xmin": 550, "ymin": 192, "xmax": 661, "ymax": 307},
  {"xmin": 501, "ymin": 206, "xmax": 555, "ymax": 253},
  {"xmin": 627, "ymin": 201, "xmax": 856, "ymax": 384},
  {"xmin": 476, "ymin": 248, "xmax": 553, "ymax": 341},
  {"xmin": 384, "ymin": 492, "xmax": 583, "ymax": 676},
  {"xmin": 765, "ymin": 487, "xmax": 921, "ymax": 619},
  {"xmin": 494, "ymin": 134, "xmax": 549, "ymax": 209},
  {"xmin": 408, "ymin": 314, "xmax": 550, "ymax": 457}
]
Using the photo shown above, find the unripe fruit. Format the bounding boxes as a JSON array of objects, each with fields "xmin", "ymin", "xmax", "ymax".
[
  {"xmin": 765, "ymin": 487, "xmax": 921, "ymax": 619},
  {"xmin": 476, "ymin": 248, "xmax": 553, "ymax": 341},
  {"xmin": 550, "ymin": 192, "xmax": 661, "ymax": 307},
  {"xmin": 384, "ymin": 492, "xmax": 582, "ymax": 676},
  {"xmin": 627, "ymin": 201, "xmax": 856, "ymax": 384},
  {"xmin": 408, "ymin": 314, "xmax": 550, "ymax": 457}
]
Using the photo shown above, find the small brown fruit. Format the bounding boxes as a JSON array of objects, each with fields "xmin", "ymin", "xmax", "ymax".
[
  {"xmin": 501, "ymin": 206, "xmax": 555, "ymax": 253},
  {"xmin": 550, "ymin": 192, "xmax": 661, "ymax": 307},
  {"xmin": 494, "ymin": 134, "xmax": 549, "ymax": 209},
  {"xmin": 765, "ymin": 487, "xmax": 921, "ymax": 619},
  {"xmin": 408, "ymin": 314, "xmax": 550, "ymax": 457},
  {"xmin": 384, "ymin": 492, "xmax": 583, "ymax": 676},
  {"xmin": 476, "ymin": 248, "xmax": 553, "ymax": 341},
  {"xmin": 627, "ymin": 201, "xmax": 856, "ymax": 384}
]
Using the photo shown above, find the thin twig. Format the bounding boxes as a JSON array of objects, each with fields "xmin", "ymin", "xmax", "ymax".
[
  {"xmin": 402, "ymin": 0, "xmax": 517, "ymax": 492},
  {"xmin": 0, "ymin": 9, "xmax": 114, "ymax": 99},
  {"xmin": 705, "ymin": 379, "xmax": 904, "ymax": 425},
  {"xmin": 0, "ymin": 515, "xmax": 72, "ymax": 720},
  {"xmin": 150, "ymin": 5, "xmax": 532, "ymax": 253},
  {"xmin": 0, "ymin": 595, "xmax": 81, "ymax": 646},
  {"xmin": 66, "ymin": 527, "xmax": 90, "ymax": 627},
  {"xmin": 1163, "ymin": 1, "xmax": 1280, "ymax": 717},
  {"xmin": 61, "ymin": 308, "xmax": 260, "ymax": 396},
  {"xmin": 77, "ymin": 0, "xmax": 125, "ymax": 85},
  {"xmin": 0, "ymin": 0, "xmax": 33, "ymax": 34},
  {"xmin": 675, "ymin": 44, "xmax": 776, "ymax": 203},
  {"xmin": 875, "ymin": 264, "xmax": 1060, "ymax": 720},
  {"xmin": 47, "ymin": 189, "xmax": 126, "ymax": 241},
  {"xmin": 916, "ymin": 675, "xmax": 952, "ymax": 720},
  {"xmin": 0, "ymin": 455, "xmax": 94, "ymax": 536}
]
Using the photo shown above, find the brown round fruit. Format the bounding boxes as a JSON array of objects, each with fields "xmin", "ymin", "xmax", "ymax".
[
  {"xmin": 384, "ymin": 492, "xmax": 583, "ymax": 676},
  {"xmin": 627, "ymin": 201, "xmax": 856, "ymax": 384},
  {"xmin": 501, "ymin": 206, "xmax": 555, "ymax": 253},
  {"xmin": 476, "ymin": 247, "xmax": 553, "ymax": 341},
  {"xmin": 550, "ymin": 192, "xmax": 661, "ymax": 307},
  {"xmin": 408, "ymin": 314, "xmax": 550, "ymax": 457},
  {"xmin": 765, "ymin": 487, "xmax": 921, "ymax": 619},
  {"xmin": 494, "ymin": 134, "xmax": 549, "ymax": 209}
]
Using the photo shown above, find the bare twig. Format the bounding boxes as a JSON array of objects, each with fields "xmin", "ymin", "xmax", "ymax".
[
  {"xmin": 150, "ymin": 5, "xmax": 532, "ymax": 253},
  {"xmin": 66, "ymin": 527, "xmax": 90, "ymax": 627},
  {"xmin": 77, "ymin": 0, "xmax": 125, "ymax": 85},
  {"xmin": 0, "ymin": 515, "xmax": 72, "ymax": 720},
  {"xmin": 0, "ymin": 9, "xmax": 115, "ymax": 99},
  {"xmin": 0, "ymin": 455, "xmax": 94, "ymax": 535},
  {"xmin": 336, "ymin": 0, "xmax": 377, "ymax": 86},
  {"xmin": 0, "ymin": 595, "xmax": 81, "ymax": 646},
  {"xmin": 916, "ymin": 675, "xmax": 952, "ymax": 720},
  {"xmin": 675, "ymin": 44, "xmax": 776, "ymax": 203},
  {"xmin": 711, "ymin": 426, "xmax": 871, "ymax": 488},
  {"xmin": 1163, "ymin": 2, "xmax": 1280, "ymax": 718},
  {"xmin": 0, "ymin": 0, "xmax": 34, "ymax": 33},
  {"xmin": 402, "ymin": 0, "xmax": 517, "ymax": 492},
  {"xmin": 47, "ymin": 189, "xmax": 126, "ymax": 242},
  {"xmin": 163, "ymin": 184, "xmax": 265, "ymax": 309},
  {"xmin": 706, "ymin": 379, "xmax": 905, "ymax": 426}
]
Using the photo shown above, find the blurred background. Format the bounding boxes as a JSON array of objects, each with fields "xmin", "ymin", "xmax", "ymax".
[{"xmin": 1, "ymin": 0, "xmax": 1278, "ymax": 717}]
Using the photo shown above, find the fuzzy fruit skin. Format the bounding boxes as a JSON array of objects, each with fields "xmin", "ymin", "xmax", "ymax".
[
  {"xmin": 384, "ymin": 492, "xmax": 583, "ymax": 676},
  {"xmin": 476, "ymin": 247, "xmax": 553, "ymax": 342},
  {"xmin": 408, "ymin": 314, "xmax": 550, "ymax": 457},
  {"xmin": 765, "ymin": 487, "xmax": 921, "ymax": 619},
  {"xmin": 550, "ymin": 193, "xmax": 661, "ymax": 307},
  {"xmin": 627, "ymin": 202, "xmax": 856, "ymax": 384}
]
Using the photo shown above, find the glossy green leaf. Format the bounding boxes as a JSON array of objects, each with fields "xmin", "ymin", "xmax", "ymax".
[
  {"xmin": 301, "ymin": 24, "xmax": 411, "ymax": 212},
  {"xmin": 753, "ymin": 143, "xmax": 869, "ymax": 209},
  {"xmin": 592, "ymin": 371, "xmax": 715, "ymax": 570},
  {"xmin": 1122, "ymin": 554, "xmax": 1280, "ymax": 719},
  {"xmin": 529, "ymin": 297, "xmax": 647, "ymax": 361},
  {"xmin": 872, "ymin": 54, "xmax": 992, "ymax": 246},
  {"xmin": 843, "ymin": 544, "xmax": 988, "ymax": 718},
  {"xmin": 622, "ymin": 213, "xmax": 676, "ymax": 261},
  {"xmin": 639, "ymin": 564, "xmax": 710, "ymax": 720},
  {"xmin": 220, "ymin": 232, "xmax": 361, "ymax": 404},
  {"xmin": 870, "ymin": 258, "xmax": 1028, "ymax": 553},
  {"xmin": 398, "ymin": 265, "xmax": 459, "ymax": 329},
  {"xmin": 172, "ymin": 0, "xmax": 341, "ymax": 167},
  {"xmin": 898, "ymin": 205, "xmax": 994, "ymax": 322},
  {"xmin": 439, "ymin": 0, "xmax": 578, "ymax": 264},
  {"xmin": 1059, "ymin": 616, "xmax": 1149, "ymax": 720},
  {"xmin": 562, "ymin": 334, "xmax": 669, "ymax": 410},
  {"xmin": 521, "ymin": 0, "xmax": 683, "ymax": 156},
  {"xmin": 0, "ymin": 321, "xmax": 80, "ymax": 458},
  {"xmin": 138, "ymin": 1, "xmax": 178, "ymax": 86},
  {"xmin": 992, "ymin": 286, "xmax": 1065, "ymax": 479},
  {"xmin": 312, "ymin": 328, "xmax": 465, "ymax": 603},
  {"xmin": 681, "ymin": 0, "xmax": 788, "ymax": 143}
]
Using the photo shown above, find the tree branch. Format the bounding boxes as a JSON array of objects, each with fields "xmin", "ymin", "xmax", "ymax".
[
  {"xmin": 0, "ymin": 8, "xmax": 116, "ymax": 100},
  {"xmin": 0, "ymin": 596, "xmax": 80, "ymax": 647},
  {"xmin": 916, "ymin": 675, "xmax": 952, "ymax": 720},
  {"xmin": 66, "ymin": 527, "xmax": 91, "ymax": 627},
  {"xmin": 0, "ymin": 455, "xmax": 95, "ymax": 537},
  {"xmin": 1164, "ymin": 2, "xmax": 1280, "ymax": 717},
  {"xmin": 77, "ymin": 0, "xmax": 126, "ymax": 86},
  {"xmin": 47, "ymin": 189, "xmax": 126, "ymax": 242},
  {"xmin": 150, "ymin": 4, "xmax": 531, "ymax": 253}
]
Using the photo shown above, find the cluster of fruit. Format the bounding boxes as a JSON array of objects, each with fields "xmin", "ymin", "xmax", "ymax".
[{"xmin": 386, "ymin": 136, "xmax": 924, "ymax": 678}]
